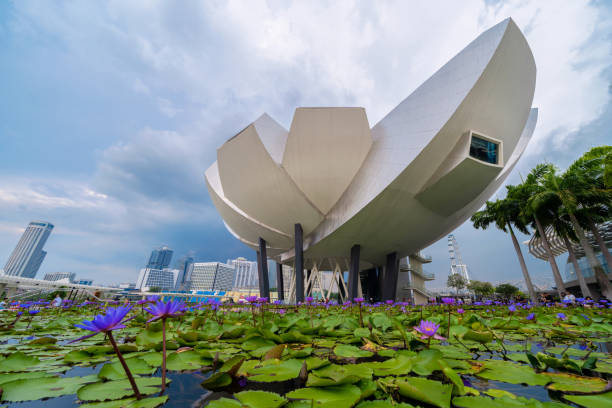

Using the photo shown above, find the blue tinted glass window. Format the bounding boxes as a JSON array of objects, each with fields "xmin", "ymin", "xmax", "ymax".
[{"xmin": 470, "ymin": 135, "xmax": 498, "ymax": 164}]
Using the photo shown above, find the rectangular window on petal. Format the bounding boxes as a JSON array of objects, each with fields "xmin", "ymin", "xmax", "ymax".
[{"xmin": 469, "ymin": 134, "xmax": 499, "ymax": 165}]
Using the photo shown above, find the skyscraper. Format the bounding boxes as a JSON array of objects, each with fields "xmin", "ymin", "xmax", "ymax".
[
  {"xmin": 146, "ymin": 246, "xmax": 173, "ymax": 269},
  {"xmin": 3, "ymin": 221, "xmax": 54, "ymax": 278},
  {"xmin": 228, "ymin": 257, "xmax": 258, "ymax": 290}
]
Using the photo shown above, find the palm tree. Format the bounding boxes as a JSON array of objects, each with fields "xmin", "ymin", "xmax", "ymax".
[
  {"xmin": 519, "ymin": 165, "xmax": 567, "ymax": 296},
  {"xmin": 471, "ymin": 191, "xmax": 538, "ymax": 304},
  {"xmin": 529, "ymin": 162, "xmax": 612, "ymax": 299}
]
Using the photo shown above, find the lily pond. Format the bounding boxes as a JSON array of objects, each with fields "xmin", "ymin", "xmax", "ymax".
[{"xmin": 1, "ymin": 298, "xmax": 611, "ymax": 408}]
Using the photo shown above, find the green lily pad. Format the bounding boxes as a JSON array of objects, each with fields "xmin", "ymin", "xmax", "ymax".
[
  {"xmin": 411, "ymin": 349, "xmax": 443, "ymax": 376},
  {"xmin": 355, "ymin": 401, "xmax": 417, "ymax": 408},
  {"xmin": 0, "ymin": 351, "xmax": 41, "ymax": 372},
  {"xmin": 98, "ymin": 358, "xmax": 156, "ymax": 380},
  {"xmin": 564, "ymin": 391, "xmax": 612, "ymax": 408},
  {"xmin": 165, "ymin": 350, "xmax": 211, "ymax": 371},
  {"xmin": 476, "ymin": 360, "xmax": 549, "ymax": 386},
  {"xmin": 453, "ymin": 395, "xmax": 572, "ymax": 408},
  {"xmin": 64, "ymin": 350, "xmax": 109, "ymax": 365},
  {"xmin": 362, "ymin": 355, "xmax": 412, "ymax": 376},
  {"xmin": 235, "ymin": 390, "xmax": 287, "ymax": 408},
  {"xmin": 333, "ymin": 344, "xmax": 374, "ymax": 359},
  {"xmin": 201, "ymin": 372, "xmax": 233, "ymax": 390},
  {"xmin": 0, "ymin": 370, "xmax": 55, "ymax": 385},
  {"xmin": 286, "ymin": 384, "xmax": 362, "ymax": 408},
  {"xmin": 394, "ymin": 376, "xmax": 453, "ymax": 408},
  {"xmin": 545, "ymin": 372, "xmax": 608, "ymax": 393},
  {"xmin": 79, "ymin": 395, "xmax": 169, "ymax": 408},
  {"xmin": 2, "ymin": 374, "xmax": 98, "ymax": 401},
  {"xmin": 77, "ymin": 376, "xmax": 168, "ymax": 401},
  {"xmin": 248, "ymin": 359, "xmax": 303, "ymax": 382}
]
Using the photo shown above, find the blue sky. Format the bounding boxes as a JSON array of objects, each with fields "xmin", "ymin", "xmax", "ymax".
[{"xmin": 0, "ymin": 1, "xmax": 610, "ymax": 286}]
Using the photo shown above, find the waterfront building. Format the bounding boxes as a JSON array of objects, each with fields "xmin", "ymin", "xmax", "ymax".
[
  {"xmin": 186, "ymin": 262, "xmax": 234, "ymax": 292},
  {"xmin": 43, "ymin": 272, "xmax": 75, "ymax": 283},
  {"xmin": 228, "ymin": 257, "xmax": 258, "ymax": 290},
  {"xmin": 204, "ymin": 19, "xmax": 537, "ymax": 302},
  {"xmin": 3, "ymin": 221, "xmax": 54, "ymax": 278},
  {"xmin": 146, "ymin": 246, "xmax": 173, "ymax": 269},
  {"xmin": 77, "ymin": 279, "xmax": 94, "ymax": 286},
  {"xmin": 135, "ymin": 267, "xmax": 177, "ymax": 291}
]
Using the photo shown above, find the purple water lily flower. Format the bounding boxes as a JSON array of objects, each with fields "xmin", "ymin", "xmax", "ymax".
[
  {"xmin": 386, "ymin": 300, "xmax": 394, "ymax": 305},
  {"xmin": 28, "ymin": 310, "xmax": 40, "ymax": 315},
  {"xmin": 305, "ymin": 296, "xmax": 314, "ymax": 304},
  {"xmin": 508, "ymin": 304, "xmax": 516, "ymax": 312},
  {"xmin": 557, "ymin": 312, "xmax": 566, "ymax": 320},
  {"xmin": 72, "ymin": 306, "xmax": 133, "ymax": 342},
  {"xmin": 414, "ymin": 320, "xmax": 445, "ymax": 340},
  {"xmin": 456, "ymin": 308, "xmax": 464, "ymax": 314},
  {"xmin": 244, "ymin": 296, "xmax": 258, "ymax": 303},
  {"xmin": 353, "ymin": 297, "xmax": 364, "ymax": 303},
  {"xmin": 144, "ymin": 300, "xmax": 186, "ymax": 323},
  {"xmin": 441, "ymin": 297, "xmax": 455, "ymax": 305},
  {"xmin": 526, "ymin": 313, "xmax": 535, "ymax": 321}
]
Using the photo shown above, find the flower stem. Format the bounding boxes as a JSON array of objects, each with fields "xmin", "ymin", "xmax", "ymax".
[
  {"xmin": 108, "ymin": 332, "xmax": 141, "ymax": 400},
  {"xmin": 161, "ymin": 317, "xmax": 167, "ymax": 394}
]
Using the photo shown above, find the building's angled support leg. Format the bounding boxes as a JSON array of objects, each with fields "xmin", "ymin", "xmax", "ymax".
[
  {"xmin": 257, "ymin": 238, "xmax": 270, "ymax": 299},
  {"xmin": 294, "ymin": 224, "xmax": 304, "ymax": 304},
  {"xmin": 276, "ymin": 262, "xmax": 284, "ymax": 301},
  {"xmin": 348, "ymin": 245, "xmax": 361, "ymax": 301},
  {"xmin": 384, "ymin": 252, "xmax": 398, "ymax": 301}
]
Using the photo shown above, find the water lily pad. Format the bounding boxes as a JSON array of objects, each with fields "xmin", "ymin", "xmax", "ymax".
[
  {"xmin": 64, "ymin": 350, "xmax": 109, "ymax": 365},
  {"xmin": 394, "ymin": 376, "xmax": 453, "ymax": 408},
  {"xmin": 2, "ymin": 374, "xmax": 98, "ymax": 401},
  {"xmin": 453, "ymin": 395, "xmax": 572, "ymax": 408},
  {"xmin": 564, "ymin": 391, "xmax": 612, "ymax": 408},
  {"xmin": 476, "ymin": 360, "xmax": 549, "ymax": 386},
  {"xmin": 235, "ymin": 390, "xmax": 287, "ymax": 408},
  {"xmin": 165, "ymin": 350, "xmax": 211, "ymax": 371},
  {"xmin": 411, "ymin": 349, "xmax": 443, "ymax": 376},
  {"xmin": 79, "ymin": 395, "xmax": 169, "ymax": 408},
  {"xmin": 333, "ymin": 344, "xmax": 373, "ymax": 359},
  {"xmin": 286, "ymin": 384, "xmax": 362, "ymax": 408},
  {"xmin": 0, "ymin": 370, "xmax": 55, "ymax": 385},
  {"xmin": 248, "ymin": 359, "xmax": 303, "ymax": 382},
  {"xmin": 77, "ymin": 376, "xmax": 168, "ymax": 401},
  {"xmin": 0, "ymin": 351, "xmax": 40, "ymax": 372},
  {"xmin": 98, "ymin": 358, "xmax": 156, "ymax": 380},
  {"xmin": 355, "ymin": 401, "xmax": 416, "ymax": 408},
  {"xmin": 201, "ymin": 372, "xmax": 232, "ymax": 390},
  {"xmin": 362, "ymin": 355, "xmax": 412, "ymax": 376},
  {"xmin": 545, "ymin": 372, "xmax": 609, "ymax": 393}
]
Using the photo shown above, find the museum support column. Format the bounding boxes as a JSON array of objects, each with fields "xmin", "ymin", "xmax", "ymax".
[
  {"xmin": 294, "ymin": 224, "xmax": 304, "ymax": 303},
  {"xmin": 257, "ymin": 237, "xmax": 270, "ymax": 299},
  {"xmin": 348, "ymin": 244, "xmax": 361, "ymax": 301},
  {"xmin": 276, "ymin": 262, "xmax": 284, "ymax": 301}
]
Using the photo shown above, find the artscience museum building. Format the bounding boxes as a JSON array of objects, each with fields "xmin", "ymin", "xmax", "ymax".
[{"xmin": 205, "ymin": 18, "xmax": 538, "ymax": 304}]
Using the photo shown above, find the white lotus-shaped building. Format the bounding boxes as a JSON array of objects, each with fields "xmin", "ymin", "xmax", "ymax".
[{"xmin": 205, "ymin": 18, "xmax": 537, "ymax": 302}]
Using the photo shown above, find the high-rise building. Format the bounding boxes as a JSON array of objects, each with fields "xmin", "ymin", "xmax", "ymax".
[
  {"xmin": 3, "ymin": 221, "xmax": 54, "ymax": 278},
  {"xmin": 187, "ymin": 262, "xmax": 234, "ymax": 292},
  {"xmin": 43, "ymin": 272, "xmax": 75, "ymax": 283},
  {"xmin": 174, "ymin": 255, "xmax": 194, "ymax": 290},
  {"xmin": 77, "ymin": 279, "xmax": 93, "ymax": 286},
  {"xmin": 136, "ymin": 268, "xmax": 178, "ymax": 291},
  {"xmin": 146, "ymin": 246, "xmax": 173, "ymax": 269},
  {"xmin": 228, "ymin": 257, "xmax": 258, "ymax": 289}
]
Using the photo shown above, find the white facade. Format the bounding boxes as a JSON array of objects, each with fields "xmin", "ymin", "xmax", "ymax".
[
  {"xmin": 228, "ymin": 257, "xmax": 258, "ymax": 289},
  {"xmin": 43, "ymin": 272, "xmax": 76, "ymax": 283},
  {"xmin": 187, "ymin": 262, "xmax": 235, "ymax": 292},
  {"xmin": 135, "ymin": 268, "xmax": 178, "ymax": 291},
  {"xmin": 3, "ymin": 221, "xmax": 54, "ymax": 278},
  {"xmin": 205, "ymin": 19, "xmax": 537, "ymax": 282}
]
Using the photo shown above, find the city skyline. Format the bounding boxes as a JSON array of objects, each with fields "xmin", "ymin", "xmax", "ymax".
[{"xmin": 1, "ymin": 1, "xmax": 611, "ymax": 286}]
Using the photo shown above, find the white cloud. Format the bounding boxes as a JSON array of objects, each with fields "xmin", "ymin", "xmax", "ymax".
[{"xmin": 3, "ymin": 0, "xmax": 610, "ymax": 284}]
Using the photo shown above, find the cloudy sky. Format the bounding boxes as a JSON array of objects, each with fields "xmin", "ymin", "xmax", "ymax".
[{"xmin": 0, "ymin": 1, "xmax": 610, "ymax": 287}]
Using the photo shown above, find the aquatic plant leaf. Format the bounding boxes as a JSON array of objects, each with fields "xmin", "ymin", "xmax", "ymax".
[
  {"xmin": 77, "ymin": 376, "xmax": 168, "ymax": 401},
  {"xmin": 462, "ymin": 330, "xmax": 493, "ymax": 344},
  {"xmin": 544, "ymin": 372, "xmax": 609, "ymax": 393},
  {"xmin": 79, "ymin": 395, "xmax": 169, "ymax": 408},
  {"xmin": 135, "ymin": 327, "xmax": 163, "ymax": 346},
  {"xmin": 438, "ymin": 359, "xmax": 464, "ymax": 395},
  {"xmin": 0, "ymin": 351, "xmax": 40, "ymax": 372},
  {"xmin": 0, "ymin": 370, "xmax": 55, "ymax": 385},
  {"xmin": 362, "ymin": 355, "xmax": 412, "ymax": 376},
  {"xmin": 2, "ymin": 374, "xmax": 98, "ymax": 401},
  {"xmin": 411, "ymin": 349, "xmax": 443, "ymax": 376},
  {"xmin": 165, "ymin": 350, "xmax": 211, "ymax": 371},
  {"xmin": 394, "ymin": 376, "xmax": 452, "ymax": 408},
  {"xmin": 64, "ymin": 350, "xmax": 108, "ymax": 365},
  {"xmin": 453, "ymin": 395, "xmax": 572, "ymax": 408},
  {"xmin": 201, "ymin": 372, "xmax": 232, "ymax": 390},
  {"xmin": 248, "ymin": 358, "xmax": 303, "ymax": 382},
  {"xmin": 355, "ymin": 401, "xmax": 416, "ymax": 408},
  {"xmin": 139, "ymin": 351, "xmax": 163, "ymax": 367},
  {"xmin": 27, "ymin": 336, "xmax": 57, "ymax": 345},
  {"xmin": 475, "ymin": 360, "xmax": 549, "ymax": 386},
  {"xmin": 334, "ymin": 344, "xmax": 373, "ymax": 359},
  {"xmin": 264, "ymin": 344, "xmax": 286, "ymax": 360},
  {"xmin": 286, "ymin": 384, "xmax": 362, "ymax": 408},
  {"xmin": 98, "ymin": 358, "xmax": 156, "ymax": 380},
  {"xmin": 564, "ymin": 391, "xmax": 612, "ymax": 408},
  {"xmin": 235, "ymin": 390, "xmax": 288, "ymax": 408}
]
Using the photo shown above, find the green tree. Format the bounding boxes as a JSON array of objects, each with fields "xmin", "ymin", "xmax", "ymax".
[
  {"xmin": 467, "ymin": 280, "xmax": 494, "ymax": 299},
  {"xmin": 495, "ymin": 283, "xmax": 519, "ymax": 300},
  {"xmin": 519, "ymin": 164, "xmax": 567, "ymax": 296},
  {"xmin": 447, "ymin": 274, "xmax": 467, "ymax": 295},
  {"xmin": 529, "ymin": 159, "xmax": 612, "ymax": 299},
  {"xmin": 471, "ymin": 190, "xmax": 538, "ymax": 304}
]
